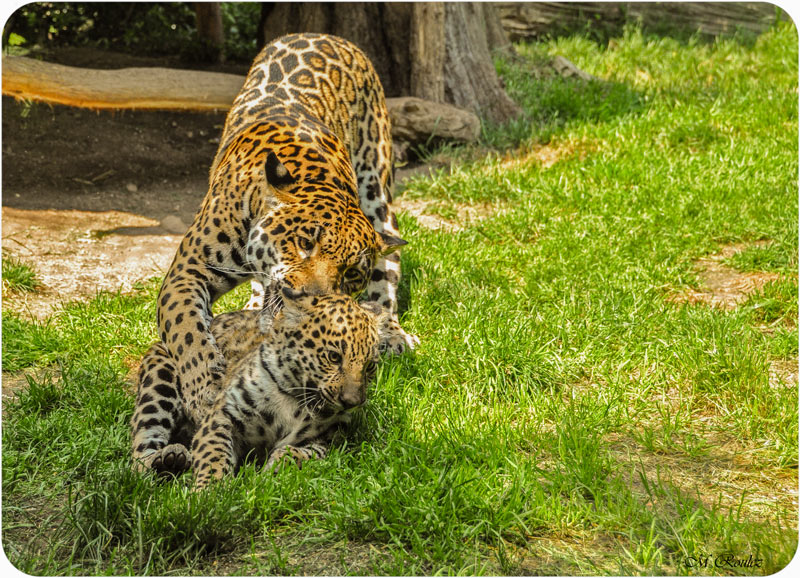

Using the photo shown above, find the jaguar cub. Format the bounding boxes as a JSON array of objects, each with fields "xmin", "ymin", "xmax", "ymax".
[
  {"xmin": 130, "ymin": 288, "xmax": 382, "ymax": 488},
  {"xmin": 191, "ymin": 289, "xmax": 381, "ymax": 489}
]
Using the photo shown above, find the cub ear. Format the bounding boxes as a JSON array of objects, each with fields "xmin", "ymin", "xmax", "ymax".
[
  {"xmin": 265, "ymin": 151, "xmax": 297, "ymax": 188},
  {"xmin": 279, "ymin": 286, "xmax": 317, "ymax": 318},
  {"xmin": 359, "ymin": 300, "xmax": 383, "ymax": 317},
  {"xmin": 378, "ymin": 232, "xmax": 408, "ymax": 256},
  {"xmin": 359, "ymin": 300, "xmax": 392, "ymax": 325}
]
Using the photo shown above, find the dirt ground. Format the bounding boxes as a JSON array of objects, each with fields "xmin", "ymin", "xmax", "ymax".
[{"xmin": 2, "ymin": 90, "xmax": 227, "ymax": 316}]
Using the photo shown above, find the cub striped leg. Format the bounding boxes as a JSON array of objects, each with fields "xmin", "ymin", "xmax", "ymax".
[
  {"xmin": 130, "ymin": 343, "xmax": 192, "ymax": 475},
  {"xmin": 191, "ymin": 404, "xmax": 240, "ymax": 490}
]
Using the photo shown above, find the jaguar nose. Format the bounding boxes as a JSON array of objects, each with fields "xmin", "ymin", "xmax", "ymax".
[{"xmin": 339, "ymin": 387, "xmax": 366, "ymax": 410}]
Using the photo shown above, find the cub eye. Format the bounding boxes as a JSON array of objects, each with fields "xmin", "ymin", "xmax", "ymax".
[
  {"xmin": 328, "ymin": 351, "xmax": 342, "ymax": 365},
  {"xmin": 297, "ymin": 237, "xmax": 314, "ymax": 252}
]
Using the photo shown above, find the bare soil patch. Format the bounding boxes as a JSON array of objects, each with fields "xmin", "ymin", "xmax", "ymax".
[
  {"xmin": 668, "ymin": 241, "xmax": 780, "ymax": 309},
  {"xmin": 769, "ymin": 359, "xmax": 799, "ymax": 389},
  {"xmin": 2, "ymin": 206, "xmax": 183, "ymax": 319},
  {"xmin": 393, "ymin": 196, "xmax": 498, "ymax": 232},
  {"xmin": 609, "ymin": 434, "xmax": 798, "ymax": 525},
  {"xmin": 497, "ymin": 138, "xmax": 595, "ymax": 171}
]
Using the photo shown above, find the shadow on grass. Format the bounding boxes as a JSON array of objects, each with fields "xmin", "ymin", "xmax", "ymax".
[{"xmin": 486, "ymin": 55, "xmax": 646, "ymax": 150}]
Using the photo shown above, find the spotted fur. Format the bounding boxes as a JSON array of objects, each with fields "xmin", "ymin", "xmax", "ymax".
[
  {"xmin": 156, "ymin": 33, "xmax": 417, "ymax": 425},
  {"xmin": 130, "ymin": 308, "xmax": 269, "ymax": 475},
  {"xmin": 191, "ymin": 290, "xmax": 381, "ymax": 489},
  {"xmin": 130, "ymin": 289, "xmax": 382, "ymax": 487}
]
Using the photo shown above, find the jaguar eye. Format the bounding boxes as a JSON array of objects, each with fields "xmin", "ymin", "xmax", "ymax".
[
  {"xmin": 297, "ymin": 237, "xmax": 314, "ymax": 252},
  {"xmin": 328, "ymin": 351, "xmax": 342, "ymax": 365},
  {"xmin": 344, "ymin": 268, "xmax": 362, "ymax": 281}
]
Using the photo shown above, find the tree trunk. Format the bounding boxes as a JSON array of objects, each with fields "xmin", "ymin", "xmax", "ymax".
[
  {"xmin": 194, "ymin": 2, "xmax": 225, "ymax": 63},
  {"xmin": 410, "ymin": 3, "xmax": 445, "ymax": 103},
  {"xmin": 259, "ymin": 2, "xmax": 521, "ymax": 124},
  {"xmin": 442, "ymin": 3, "xmax": 521, "ymax": 124}
]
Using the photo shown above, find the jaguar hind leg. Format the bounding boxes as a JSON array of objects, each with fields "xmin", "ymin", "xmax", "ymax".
[
  {"xmin": 143, "ymin": 443, "xmax": 191, "ymax": 476},
  {"xmin": 130, "ymin": 342, "xmax": 193, "ymax": 476}
]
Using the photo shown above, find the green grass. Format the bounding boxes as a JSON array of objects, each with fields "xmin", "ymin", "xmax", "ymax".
[
  {"xmin": 3, "ymin": 22, "xmax": 798, "ymax": 575},
  {"xmin": 2, "ymin": 254, "xmax": 41, "ymax": 294}
]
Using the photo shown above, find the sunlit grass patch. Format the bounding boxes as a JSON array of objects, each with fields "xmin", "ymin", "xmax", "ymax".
[{"xmin": 2, "ymin": 253, "xmax": 41, "ymax": 294}]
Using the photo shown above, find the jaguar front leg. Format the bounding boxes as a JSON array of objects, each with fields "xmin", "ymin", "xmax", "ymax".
[{"xmin": 357, "ymin": 173, "xmax": 419, "ymax": 354}]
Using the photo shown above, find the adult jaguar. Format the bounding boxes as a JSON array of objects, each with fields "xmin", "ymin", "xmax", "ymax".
[{"xmin": 155, "ymin": 33, "xmax": 416, "ymax": 425}]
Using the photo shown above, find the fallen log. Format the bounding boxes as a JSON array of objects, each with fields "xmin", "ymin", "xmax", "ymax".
[
  {"xmin": 387, "ymin": 97, "xmax": 481, "ymax": 145},
  {"xmin": 497, "ymin": 2, "xmax": 788, "ymax": 42},
  {"xmin": 2, "ymin": 55, "xmax": 244, "ymax": 111},
  {"xmin": 2, "ymin": 55, "xmax": 481, "ymax": 146}
]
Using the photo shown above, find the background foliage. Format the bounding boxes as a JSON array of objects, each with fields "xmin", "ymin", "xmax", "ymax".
[{"xmin": 4, "ymin": 2, "xmax": 260, "ymax": 62}]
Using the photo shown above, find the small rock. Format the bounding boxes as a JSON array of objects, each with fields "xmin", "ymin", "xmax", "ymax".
[
  {"xmin": 186, "ymin": 130, "xmax": 194, "ymax": 138},
  {"xmin": 126, "ymin": 183, "xmax": 138, "ymax": 193},
  {"xmin": 160, "ymin": 215, "xmax": 187, "ymax": 234}
]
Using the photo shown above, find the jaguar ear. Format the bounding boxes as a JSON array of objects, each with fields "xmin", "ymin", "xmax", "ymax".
[
  {"xmin": 378, "ymin": 232, "xmax": 408, "ymax": 256},
  {"xmin": 265, "ymin": 151, "xmax": 297, "ymax": 188}
]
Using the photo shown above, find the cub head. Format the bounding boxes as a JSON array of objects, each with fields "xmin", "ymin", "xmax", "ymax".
[{"xmin": 271, "ymin": 287, "xmax": 381, "ymax": 412}]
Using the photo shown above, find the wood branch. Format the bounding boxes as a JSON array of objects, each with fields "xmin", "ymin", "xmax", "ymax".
[
  {"xmin": 626, "ymin": 2, "xmax": 788, "ymax": 37},
  {"xmin": 497, "ymin": 2, "xmax": 787, "ymax": 41},
  {"xmin": 1, "ymin": 56, "xmax": 477, "ymax": 146},
  {"xmin": 2, "ymin": 55, "xmax": 244, "ymax": 111}
]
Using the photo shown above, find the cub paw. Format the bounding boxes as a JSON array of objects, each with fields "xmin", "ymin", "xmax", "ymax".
[
  {"xmin": 378, "ymin": 318, "xmax": 419, "ymax": 356},
  {"xmin": 265, "ymin": 445, "xmax": 311, "ymax": 472}
]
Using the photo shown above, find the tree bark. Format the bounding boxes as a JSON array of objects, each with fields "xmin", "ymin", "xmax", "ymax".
[
  {"xmin": 258, "ymin": 2, "xmax": 521, "ymax": 124},
  {"xmin": 194, "ymin": 2, "xmax": 225, "ymax": 63},
  {"xmin": 442, "ymin": 3, "xmax": 521, "ymax": 124},
  {"xmin": 482, "ymin": 2, "xmax": 514, "ymax": 57},
  {"xmin": 410, "ymin": 3, "xmax": 445, "ymax": 103}
]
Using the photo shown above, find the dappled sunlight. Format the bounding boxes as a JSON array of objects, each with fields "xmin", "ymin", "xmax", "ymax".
[{"xmin": 2, "ymin": 207, "xmax": 180, "ymax": 319}]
